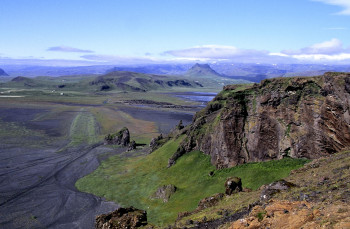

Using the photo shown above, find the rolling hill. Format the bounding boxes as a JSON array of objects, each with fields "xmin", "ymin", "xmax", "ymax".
[{"xmin": 89, "ymin": 71, "xmax": 203, "ymax": 92}]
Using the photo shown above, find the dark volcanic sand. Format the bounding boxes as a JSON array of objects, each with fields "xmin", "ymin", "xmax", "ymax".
[
  {"xmin": 0, "ymin": 107, "xmax": 122, "ymax": 229},
  {"xmin": 0, "ymin": 103, "xmax": 198, "ymax": 228}
]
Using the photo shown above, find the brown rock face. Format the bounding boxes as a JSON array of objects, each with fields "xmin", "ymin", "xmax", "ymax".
[
  {"xmin": 174, "ymin": 73, "xmax": 350, "ymax": 168},
  {"xmin": 95, "ymin": 207, "xmax": 147, "ymax": 229},
  {"xmin": 229, "ymin": 200, "xmax": 317, "ymax": 229}
]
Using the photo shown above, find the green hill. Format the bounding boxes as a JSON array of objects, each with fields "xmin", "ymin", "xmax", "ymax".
[{"xmin": 90, "ymin": 71, "xmax": 203, "ymax": 92}]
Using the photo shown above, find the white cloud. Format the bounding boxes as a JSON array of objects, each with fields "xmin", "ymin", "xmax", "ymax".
[
  {"xmin": 282, "ymin": 38, "xmax": 347, "ymax": 55},
  {"xmin": 291, "ymin": 53, "xmax": 350, "ymax": 61},
  {"xmin": 47, "ymin": 46, "xmax": 94, "ymax": 53},
  {"xmin": 80, "ymin": 54, "xmax": 158, "ymax": 65},
  {"xmin": 163, "ymin": 45, "xmax": 269, "ymax": 59},
  {"xmin": 280, "ymin": 38, "xmax": 350, "ymax": 62},
  {"xmin": 313, "ymin": 0, "xmax": 350, "ymax": 15}
]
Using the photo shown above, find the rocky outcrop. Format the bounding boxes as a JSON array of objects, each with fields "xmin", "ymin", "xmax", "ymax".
[
  {"xmin": 95, "ymin": 207, "xmax": 147, "ymax": 229},
  {"xmin": 128, "ymin": 140, "xmax": 136, "ymax": 151},
  {"xmin": 151, "ymin": 184, "xmax": 177, "ymax": 202},
  {"xmin": 225, "ymin": 177, "xmax": 242, "ymax": 195},
  {"xmin": 172, "ymin": 72, "xmax": 350, "ymax": 168},
  {"xmin": 230, "ymin": 200, "xmax": 319, "ymax": 229},
  {"xmin": 104, "ymin": 127, "xmax": 130, "ymax": 146},
  {"xmin": 149, "ymin": 134, "xmax": 164, "ymax": 153},
  {"xmin": 197, "ymin": 193, "xmax": 224, "ymax": 211},
  {"xmin": 260, "ymin": 180, "xmax": 296, "ymax": 202}
]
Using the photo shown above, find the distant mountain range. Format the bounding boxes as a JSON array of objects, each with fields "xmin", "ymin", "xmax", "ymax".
[
  {"xmin": 0, "ymin": 68, "xmax": 9, "ymax": 76},
  {"xmin": 2, "ymin": 70, "xmax": 205, "ymax": 92},
  {"xmin": 2, "ymin": 63, "xmax": 350, "ymax": 83}
]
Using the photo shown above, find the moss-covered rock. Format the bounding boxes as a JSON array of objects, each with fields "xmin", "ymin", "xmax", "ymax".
[{"xmin": 104, "ymin": 127, "xmax": 130, "ymax": 146}]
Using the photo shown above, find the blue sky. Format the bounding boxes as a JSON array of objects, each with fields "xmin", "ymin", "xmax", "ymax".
[{"xmin": 0, "ymin": 0, "xmax": 350, "ymax": 66}]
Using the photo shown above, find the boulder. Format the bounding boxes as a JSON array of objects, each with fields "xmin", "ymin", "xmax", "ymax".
[
  {"xmin": 260, "ymin": 179, "xmax": 296, "ymax": 202},
  {"xmin": 105, "ymin": 127, "xmax": 130, "ymax": 146},
  {"xmin": 151, "ymin": 184, "xmax": 177, "ymax": 202},
  {"xmin": 95, "ymin": 206, "xmax": 147, "ymax": 229},
  {"xmin": 225, "ymin": 177, "xmax": 242, "ymax": 195}
]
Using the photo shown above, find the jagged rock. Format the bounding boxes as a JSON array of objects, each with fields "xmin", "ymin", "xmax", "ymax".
[
  {"xmin": 95, "ymin": 206, "xmax": 147, "ymax": 229},
  {"xmin": 104, "ymin": 127, "xmax": 130, "ymax": 146},
  {"xmin": 260, "ymin": 179, "xmax": 296, "ymax": 202},
  {"xmin": 225, "ymin": 177, "xmax": 242, "ymax": 195},
  {"xmin": 128, "ymin": 140, "xmax": 136, "ymax": 151},
  {"xmin": 151, "ymin": 184, "xmax": 177, "ymax": 202},
  {"xmin": 197, "ymin": 193, "xmax": 224, "ymax": 211},
  {"xmin": 149, "ymin": 134, "xmax": 164, "ymax": 153},
  {"xmin": 177, "ymin": 120, "xmax": 184, "ymax": 130},
  {"xmin": 171, "ymin": 73, "xmax": 350, "ymax": 168},
  {"xmin": 168, "ymin": 136, "xmax": 195, "ymax": 167}
]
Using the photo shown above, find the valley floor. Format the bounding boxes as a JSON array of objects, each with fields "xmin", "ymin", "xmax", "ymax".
[{"xmin": 0, "ymin": 91, "xmax": 205, "ymax": 228}]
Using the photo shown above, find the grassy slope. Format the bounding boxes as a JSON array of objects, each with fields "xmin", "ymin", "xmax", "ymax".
[
  {"xmin": 68, "ymin": 109, "xmax": 100, "ymax": 146},
  {"xmin": 90, "ymin": 106, "xmax": 158, "ymax": 144},
  {"xmin": 76, "ymin": 136, "xmax": 308, "ymax": 226}
]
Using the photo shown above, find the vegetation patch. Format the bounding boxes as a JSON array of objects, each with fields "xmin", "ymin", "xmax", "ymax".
[
  {"xmin": 76, "ymin": 137, "xmax": 309, "ymax": 226},
  {"xmin": 69, "ymin": 109, "xmax": 100, "ymax": 146}
]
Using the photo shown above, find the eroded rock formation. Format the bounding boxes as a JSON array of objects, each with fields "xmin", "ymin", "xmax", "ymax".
[
  {"xmin": 171, "ymin": 72, "xmax": 350, "ymax": 168},
  {"xmin": 104, "ymin": 127, "xmax": 130, "ymax": 146}
]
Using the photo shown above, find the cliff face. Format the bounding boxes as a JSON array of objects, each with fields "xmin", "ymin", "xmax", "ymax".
[{"xmin": 175, "ymin": 72, "xmax": 350, "ymax": 168}]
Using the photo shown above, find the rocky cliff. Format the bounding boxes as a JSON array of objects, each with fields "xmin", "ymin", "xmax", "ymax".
[{"xmin": 171, "ymin": 72, "xmax": 350, "ymax": 168}]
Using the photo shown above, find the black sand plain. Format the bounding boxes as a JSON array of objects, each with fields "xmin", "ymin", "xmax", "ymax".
[{"xmin": 0, "ymin": 101, "xmax": 196, "ymax": 228}]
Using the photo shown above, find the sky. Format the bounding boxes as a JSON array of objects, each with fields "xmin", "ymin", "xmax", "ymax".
[{"xmin": 0, "ymin": 0, "xmax": 350, "ymax": 66}]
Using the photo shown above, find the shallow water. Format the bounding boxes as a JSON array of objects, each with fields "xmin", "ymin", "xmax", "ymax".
[{"xmin": 170, "ymin": 92, "xmax": 217, "ymax": 105}]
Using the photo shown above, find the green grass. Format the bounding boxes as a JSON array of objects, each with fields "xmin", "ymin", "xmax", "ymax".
[
  {"xmin": 69, "ymin": 109, "xmax": 100, "ymax": 145},
  {"xmin": 76, "ymin": 136, "xmax": 309, "ymax": 226}
]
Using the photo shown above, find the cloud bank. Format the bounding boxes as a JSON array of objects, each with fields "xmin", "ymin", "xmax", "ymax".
[
  {"xmin": 163, "ymin": 45, "xmax": 269, "ymax": 59},
  {"xmin": 3, "ymin": 39, "xmax": 350, "ymax": 66},
  {"xmin": 164, "ymin": 39, "xmax": 350, "ymax": 64},
  {"xmin": 279, "ymin": 38, "xmax": 350, "ymax": 62},
  {"xmin": 47, "ymin": 46, "xmax": 94, "ymax": 53}
]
